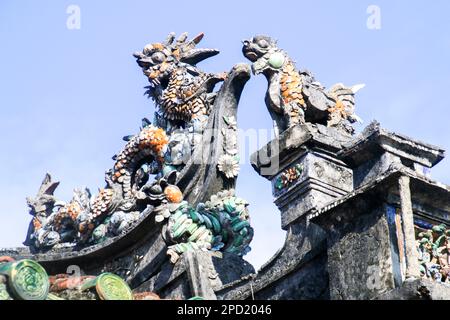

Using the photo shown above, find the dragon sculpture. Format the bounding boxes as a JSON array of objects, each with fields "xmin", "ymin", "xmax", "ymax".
[
  {"xmin": 242, "ymin": 35, "xmax": 364, "ymax": 135},
  {"xmin": 24, "ymin": 32, "xmax": 253, "ymax": 264}
]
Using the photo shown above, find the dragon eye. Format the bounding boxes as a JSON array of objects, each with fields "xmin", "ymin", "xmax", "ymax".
[
  {"xmin": 151, "ymin": 52, "xmax": 165, "ymax": 63},
  {"xmin": 257, "ymin": 39, "xmax": 269, "ymax": 48}
]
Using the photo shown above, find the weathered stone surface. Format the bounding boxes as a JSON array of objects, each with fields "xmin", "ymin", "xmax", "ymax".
[
  {"xmin": 310, "ymin": 170, "xmax": 402, "ymax": 299},
  {"xmin": 339, "ymin": 121, "xmax": 445, "ymax": 189},
  {"xmin": 185, "ymin": 251, "xmax": 217, "ymax": 300},
  {"xmin": 376, "ymin": 278, "xmax": 450, "ymax": 300},
  {"xmin": 326, "ymin": 204, "xmax": 395, "ymax": 300},
  {"xmin": 351, "ymin": 151, "xmax": 402, "ymax": 188},
  {"xmin": 398, "ymin": 175, "xmax": 421, "ymax": 279},
  {"xmin": 308, "ymin": 164, "xmax": 450, "ymax": 299},
  {"xmin": 254, "ymin": 251, "xmax": 329, "ymax": 300},
  {"xmin": 274, "ymin": 151, "xmax": 353, "ymax": 228},
  {"xmin": 133, "ymin": 258, "xmax": 190, "ymax": 299},
  {"xmin": 176, "ymin": 63, "xmax": 251, "ymax": 205},
  {"xmin": 133, "ymin": 251, "xmax": 254, "ymax": 299},
  {"xmin": 251, "ymin": 123, "xmax": 351, "ymax": 179},
  {"xmin": 339, "ymin": 121, "xmax": 445, "ymax": 168},
  {"xmin": 251, "ymin": 123, "xmax": 353, "ymax": 229},
  {"xmin": 216, "ymin": 221, "xmax": 327, "ymax": 300}
]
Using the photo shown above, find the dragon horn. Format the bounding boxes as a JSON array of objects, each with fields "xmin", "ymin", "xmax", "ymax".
[
  {"xmin": 37, "ymin": 173, "xmax": 60, "ymax": 195},
  {"xmin": 351, "ymin": 84, "xmax": 366, "ymax": 94},
  {"xmin": 183, "ymin": 32, "xmax": 205, "ymax": 52},
  {"xmin": 191, "ymin": 32, "xmax": 204, "ymax": 45},
  {"xmin": 165, "ymin": 32, "xmax": 176, "ymax": 45},
  {"xmin": 176, "ymin": 32, "xmax": 188, "ymax": 44},
  {"xmin": 180, "ymin": 48, "xmax": 220, "ymax": 65}
]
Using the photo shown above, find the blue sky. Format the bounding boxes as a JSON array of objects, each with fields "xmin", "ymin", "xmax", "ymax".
[{"xmin": 1, "ymin": 1, "xmax": 449, "ymax": 269}]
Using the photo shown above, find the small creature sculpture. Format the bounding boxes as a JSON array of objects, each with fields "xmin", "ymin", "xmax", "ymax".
[
  {"xmin": 24, "ymin": 174, "xmax": 61, "ymax": 247},
  {"xmin": 242, "ymin": 35, "xmax": 364, "ymax": 136}
]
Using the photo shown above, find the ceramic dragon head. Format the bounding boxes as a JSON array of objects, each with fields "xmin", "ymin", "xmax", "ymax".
[
  {"xmin": 134, "ymin": 32, "xmax": 219, "ymax": 88},
  {"xmin": 242, "ymin": 35, "xmax": 285, "ymax": 75}
]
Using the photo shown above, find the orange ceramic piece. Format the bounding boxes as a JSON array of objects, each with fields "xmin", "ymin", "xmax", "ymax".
[
  {"xmin": 164, "ymin": 185, "xmax": 183, "ymax": 203},
  {"xmin": 133, "ymin": 292, "xmax": 161, "ymax": 300},
  {"xmin": 0, "ymin": 256, "xmax": 15, "ymax": 263}
]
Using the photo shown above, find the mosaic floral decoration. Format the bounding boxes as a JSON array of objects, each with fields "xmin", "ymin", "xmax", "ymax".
[{"xmin": 275, "ymin": 163, "xmax": 304, "ymax": 191}]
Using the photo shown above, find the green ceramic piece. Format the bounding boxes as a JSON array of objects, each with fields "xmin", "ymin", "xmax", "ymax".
[
  {"xmin": 239, "ymin": 228, "xmax": 249, "ymax": 237},
  {"xmin": 268, "ymin": 52, "xmax": 285, "ymax": 69},
  {"xmin": 232, "ymin": 221, "xmax": 250, "ymax": 232},
  {"xmin": 0, "ymin": 259, "xmax": 49, "ymax": 300},
  {"xmin": 173, "ymin": 219, "xmax": 193, "ymax": 238},
  {"xmin": 187, "ymin": 223, "xmax": 199, "ymax": 235},
  {"xmin": 96, "ymin": 273, "xmax": 133, "ymax": 300},
  {"xmin": 232, "ymin": 235, "xmax": 244, "ymax": 247},
  {"xmin": 189, "ymin": 208, "xmax": 200, "ymax": 222},
  {"xmin": 223, "ymin": 198, "xmax": 236, "ymax": 214},
  {"xmin": 172, "ymin": 214, "xmax": 188, "ymax": 232},
  {"xmin": 162, "ymin": 165, "xmax": 177, "ymax": 176},
  {"xmin": 0, "ymin": 283, "xmax": 12, "ymax": 300},
  {"xmin": 82, "ymin": 273, "xmax": 132, "ymax": 300},
  {"xmin": 275, "ymin": 177, "xmax": 283, "ymax": 190},
  {"xmin": 201, "ymin": 214, "xmax": 213, "ymax": 230},
  {"xmin": 204, "ymin": 213, "xmax": 221, "ymax": 234}
]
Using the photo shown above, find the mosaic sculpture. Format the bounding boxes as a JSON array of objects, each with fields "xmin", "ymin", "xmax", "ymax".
[
  {"xmin": 165, "ymin": 189, "xmax": 252, "ymax": 263},
  {"xmin": 134, "ymin": 32, "xmax": 226, "ymax": 125},
  {"xmin": 274, "ymin": 163, "xmax": 304, "ymax": 191},
  {"xmin": 415, "ymin": 221, "xmax": 450, "ymax": 283},
  {"xmin": 23, "ymin": 33, "xmax": 253, "ymax": 264},
  {"xmin": 242, "ymin": 35, "xmax": 364, "ymax": 135}
]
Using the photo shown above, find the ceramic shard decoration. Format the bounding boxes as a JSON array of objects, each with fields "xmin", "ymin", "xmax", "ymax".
[
  {"xmin": 5, "ymin": 29, "xmax": 450, "ymax": 301},
  {"xmin": 22, "ymin": 32, "xmax": 253, "ymax": 265},
  {"xmin": 415, "ymin": 220, "xmax": 450, "ymax": 283},
  {"xmin": 242, "ymin": 35, "xmax": 364, "ymax": 136},
  {"xmin": 165, "ymin": 189, "xmax": 253, "ymax": 263}
]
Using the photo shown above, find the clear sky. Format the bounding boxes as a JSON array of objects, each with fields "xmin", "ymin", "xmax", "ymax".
[{"xmin": 1, "ymin": 1, "xmax": 449, "ymax": 270}]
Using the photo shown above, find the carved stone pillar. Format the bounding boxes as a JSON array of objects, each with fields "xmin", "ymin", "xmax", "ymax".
[
  {"xmin": 398, "ymin": 175, "xmax": 421, "ymax": 279},
  {"xmin": 251, "ymin": 123, "xmax": 353, "ymax": 230}
]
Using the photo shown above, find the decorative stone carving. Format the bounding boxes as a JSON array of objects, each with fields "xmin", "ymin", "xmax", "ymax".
[
  {"xmin": 22, "ymin": 32, "xmax": 253, "ymax": 265},
  {"xmin": 415, "ymin": 220, "xmax": 450, "ymax": 283},
  {"xmin": 4, "ymin": 30, "xmax": 450, "ymax": 302},
  {"xmin": 242, "ymin": 35, "xmax": 364, "ymax": 136},
  {"xmin": 274, "ymin": 163, "xmax": 304, "ymax": 191},
  {"xmin": 165, "ymin": 189, "xmax": 253, "ymax": 263},
  {"xmin": 217, "ymin": 116, "xmax": 240, "ymax": 179}
]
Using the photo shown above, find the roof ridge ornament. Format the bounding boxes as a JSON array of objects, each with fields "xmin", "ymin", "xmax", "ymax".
[{"xmin": 242, "ymin": 35, "xmax": 364, "ymax": 136}]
